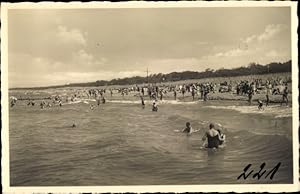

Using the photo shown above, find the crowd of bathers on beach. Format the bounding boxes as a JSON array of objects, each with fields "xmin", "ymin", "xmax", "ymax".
[
  {"xmin": 9, "ymin": 77, "xmax": 290, "ymax": 149},
  {"xmin": 10, "ymin": 76, "xmax": 290, "ymax": 109}
]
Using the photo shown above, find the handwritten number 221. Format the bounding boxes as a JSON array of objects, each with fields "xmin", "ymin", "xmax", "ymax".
[{"xmin": 237, "ymin": 162, "xmax": 281, "ymax": 180}]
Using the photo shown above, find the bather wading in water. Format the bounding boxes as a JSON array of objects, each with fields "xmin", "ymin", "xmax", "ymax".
[
  {"xmin": 202, "ymin": 123, "xmax": 225, "ymax": 149},
  {"xmin": 257, "ymin": 99, "xmax": 264, "ymax": 110},
  {"xmin": 140, "ymin": 96, "xmax": 145, "ymax": 109},
  {"xmin": 152, "ymin": 102, "xmax": 158, "ymax": 112},
  {"xmin": 181, "ymin": 122, "xmax": 200, "ymax": 135}
]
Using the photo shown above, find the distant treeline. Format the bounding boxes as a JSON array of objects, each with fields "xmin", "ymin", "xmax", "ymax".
[{"xmin": 11, "ymin": 60, "xmax": 291, "ymax": 90}]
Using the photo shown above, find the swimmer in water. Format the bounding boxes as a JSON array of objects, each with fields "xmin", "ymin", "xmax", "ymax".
[
  {"xmin": 181, "ymin": 122, "xmax": 200, "ymax": 135},
  {"xmin": 202, "ymin": 123, "xmax": 222, "ymax": 149},
  {"xmin": 90, "ymin": 104, "xmax": 95, "ymax": 110},
  {"xmin": 257, "ymin": 99, "xmax": 263, "ymax": 110},
  {"xmin": 72, "ymin": 123, "xmax": 76, "ymax": 128},
  {"xmin": 182, "ymin": 122, "xmax": 193, "ymax": 134},
  {"xmin": 152, "ymin": 102, "xmax": 158, "ymax": 112}
]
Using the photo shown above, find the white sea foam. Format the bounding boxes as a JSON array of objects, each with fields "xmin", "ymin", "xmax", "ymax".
[
  {"xmin": 106, "ymin": 100, "xmax": 141, "ymax": 104},
  {"xmin": 62, "ymin": 98, "xmax": 95, "ymax": 105},
  {"xmin": 159, "ymin": 100, "xmax": 199, "ymax": 105},
  {"xmin": 63, "ymin": 101, "xmax": 82, "ymax": 105},
  {"xmin": 206, "ymin": 105, "xmax": 292, "ymax": 118},
  {"xmin": 105, "ymin": 99, "xmax": 199, "ymax": 105}
]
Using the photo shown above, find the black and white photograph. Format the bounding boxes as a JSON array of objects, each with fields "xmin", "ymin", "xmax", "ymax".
[{"xmin": 1, "ymin": 1, "xmax": 299, "ymax": 193}]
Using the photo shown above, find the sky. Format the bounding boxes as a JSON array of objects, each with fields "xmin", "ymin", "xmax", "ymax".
[{"xmin": 7, "ymin": 7, "xmax": 291, "ymax": 88}]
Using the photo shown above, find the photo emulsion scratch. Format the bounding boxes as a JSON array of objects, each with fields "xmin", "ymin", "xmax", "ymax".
[{"xmin": 1, "ymin": 1, "xmax": 299, "ymax": 193}]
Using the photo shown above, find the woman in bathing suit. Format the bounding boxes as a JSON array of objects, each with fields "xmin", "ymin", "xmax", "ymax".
[{"xmin": 202, "ymin": 123, "xmax": 224, "ymax": 148}]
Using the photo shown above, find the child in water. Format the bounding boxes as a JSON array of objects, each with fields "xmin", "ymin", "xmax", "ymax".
[
  {"xmin": 181, "ymin": 122, "xmax": 200, "ymax": 135},
  {"xmin": 152, "ymin": 102, "xmax": 158, "ymax": 112},
  {"xmin": 182, "ymin": 122, "xmax": 193, "ymax": 134},
  {"xmin": 217, "ymin": 129, "xmax": 226, "ymax": 145}
]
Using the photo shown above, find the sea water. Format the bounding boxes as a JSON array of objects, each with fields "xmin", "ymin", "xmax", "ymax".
[{"xmin": 8, "ymin": 98, "xmax": 293, "ymax": 185}]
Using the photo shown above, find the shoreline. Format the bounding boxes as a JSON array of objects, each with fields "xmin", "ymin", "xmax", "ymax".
[{"xmin": 11, "ymin": 92, "xmax": 292, "ymax": 105}]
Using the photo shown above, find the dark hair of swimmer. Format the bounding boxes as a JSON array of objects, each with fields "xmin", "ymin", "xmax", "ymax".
[
  {"xmin": 209, "ymin": 123, "xmax": 214, "ymax": 129},
  {"xmin": 186, "ymin": 122, "xmax": 191, "ymax": 127}
]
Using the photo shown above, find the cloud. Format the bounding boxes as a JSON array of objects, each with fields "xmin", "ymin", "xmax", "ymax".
[
  {"xmin": 9, "ymin": 53, "xmax": 54, "ymax": 74},
  {"xmin": 244, "ymin": 35, "xmax": 256, "ymax": 44},
  {"xmin": 196, "ymin": 23, "xmax": 291, "ymax": 69},
  {"xmin": 8, "ymin": 50, "xmax": 128, "ymax": 88},
  {"xmin": 9, "ymin": 24, "xmax": 89, "ymax": 63},
  {"xmin": 214, "ymin": 49, "xmax": 245, "ymax": 57},
  {"xmin": 243, "ymin": 24, "xmax": 288, "ymax": 44},
  {"xmin": 257, "ymin": 24, "xmax": 286, "ymax": 42},
  {"xmin": 72, "ymin": 49, "xmax": 97, "ymax": 66},
  {"xmin": 56, "ymin": 25, "xmax": 87, "ymax": 46},
  {"xmin": 66, "ymin": 49, "xmax": 108, "ymax": 71}
]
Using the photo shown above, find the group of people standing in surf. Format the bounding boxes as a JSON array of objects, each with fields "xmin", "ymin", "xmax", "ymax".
[{"xmin": 180, "ymin": 122, "xmax": 226, "ymax": 149}]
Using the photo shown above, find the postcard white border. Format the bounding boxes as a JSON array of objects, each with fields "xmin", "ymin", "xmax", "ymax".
[{"xmin": 1, "ymin": 1, "xmax": 299, "ymax": 193}]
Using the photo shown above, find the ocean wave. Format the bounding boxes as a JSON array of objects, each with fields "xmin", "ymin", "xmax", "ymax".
[
  {"xmin": 105, "ymin": 99, "xmax": 199, "ymax": 105},
  {"xmin": 205, "ymin": 105, "xmax": 292, "ymax": 118},
  {"xmin": 60, "ymin": 99, "xmax": 199, "ymax": 106},
  {"xmin": 159, "ymin": 100, "xmax": 199, "ymax": 105},
  {"xmin": 62, "ymin": 99, "xmax": 95, "ymax": 105},
  {"xmin": 106, "ymin": 100, "xmax": 141, "ymax": 104}
]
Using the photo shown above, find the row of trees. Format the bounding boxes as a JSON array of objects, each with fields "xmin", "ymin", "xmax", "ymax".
[
  {"xmin": 93, "ymin": 60, "xmax": 292, "ymax": 86},
  {"xmin": 12, "ymin": 60, "xmax": 292, "ymax": 90}
]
